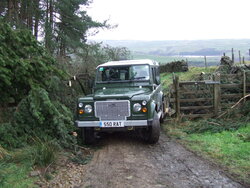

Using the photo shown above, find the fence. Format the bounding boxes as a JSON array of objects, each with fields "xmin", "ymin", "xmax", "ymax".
[{"xmin": 169, "ymin": 71, "xmax": 250, "ymax": 119}]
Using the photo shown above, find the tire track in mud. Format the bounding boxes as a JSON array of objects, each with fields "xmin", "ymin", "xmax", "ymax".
[{"xmin": 79, "ymin": 132, "xmax": 244, "ymax": 188}]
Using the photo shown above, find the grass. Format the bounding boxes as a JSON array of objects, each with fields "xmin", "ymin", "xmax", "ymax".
[
  {"xmin": 0, "ymin": 161, "xmax": 38, "ymax": 188},
  {"xmin": 185, "ymin": 124, "xmax": 250, "ymax": 184},
  {"xmin": 160, "ymin": 66, "xmax": 217, "ymax": 90},
  {"xmin": 235, "ymin": 60, "xmax": 250, "ymax": 65},
  {"xmin": 0, "ymin": 147, "xmax": 38, "ymax": 188},
  {"xmin": 0, "ymin": 139, "xmax": 60, "ymax": 188}
]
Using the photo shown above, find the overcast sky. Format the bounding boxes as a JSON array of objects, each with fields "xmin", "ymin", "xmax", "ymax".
[{"xmin": 86, "ymin": 0, "xmax": 250, "ymax": 41}]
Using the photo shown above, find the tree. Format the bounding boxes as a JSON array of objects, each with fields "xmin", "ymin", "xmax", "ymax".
[
  {"xmin": 0, "ymin": 0, "xmax": 109, "ymax": 56},
  {"xmin": 0, "ymin": 19, "xmax": 59, "ymax": 105},
  {"xmin": 103, "ymin": 45, "xmax": 131, "ymax": 61},
  {"xmin": 54, "ymin": 0, "xmax": 108, "ymax": 56},
  {"xmin": 0, "ymin": 19, "xmax": 77, "ymax": 148}
]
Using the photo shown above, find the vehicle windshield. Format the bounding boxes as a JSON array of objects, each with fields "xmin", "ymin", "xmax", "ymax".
[{"xmin": 96, "ymin": 65, "xmax": 150, "ymax": 83}]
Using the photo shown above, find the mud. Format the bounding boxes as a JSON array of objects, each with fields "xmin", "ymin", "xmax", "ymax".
[{"xmin": 79, "ymin": 132, "xmax": 244, "ymax": 188}]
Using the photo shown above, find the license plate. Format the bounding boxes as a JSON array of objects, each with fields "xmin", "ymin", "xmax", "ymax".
[{"xmin": 99, "ymin": 121, "xmax": 124, "ymax": 128}]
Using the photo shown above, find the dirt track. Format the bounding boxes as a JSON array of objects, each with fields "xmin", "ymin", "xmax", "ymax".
[{"xmin": 79, "ymin": 132, "xmax": 244, "ymax": 188}]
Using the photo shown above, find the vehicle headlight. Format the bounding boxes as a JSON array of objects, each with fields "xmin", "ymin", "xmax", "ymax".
[
  {"xmin": 84, "ymin": 105, "xmax": 93, "ymax": 113},
  {"xmin": 78, "ymin": 102, "xmax": 83, "ymax": 108},
  {"xmin": 142, "ymin": 100, "xmax": 147, "ymax": 106},
  {"xmin": 133, "ymin": 103, "xmax": 141, "ymax": 112}
]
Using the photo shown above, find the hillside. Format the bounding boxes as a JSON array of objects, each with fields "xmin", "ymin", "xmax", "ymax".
[{"xmin": 94, "ymin": 39, "xmax": 250, "ymax": 66}]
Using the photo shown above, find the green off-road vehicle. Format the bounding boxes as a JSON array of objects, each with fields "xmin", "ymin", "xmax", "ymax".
[{"xmin": 75, "ymin": 59, "xmax": 166, "ymax": 144}]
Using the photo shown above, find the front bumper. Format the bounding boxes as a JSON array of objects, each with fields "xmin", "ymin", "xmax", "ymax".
[{"xmin": 75, "ymin": 120, "xmax": 153, "ymax": 128}]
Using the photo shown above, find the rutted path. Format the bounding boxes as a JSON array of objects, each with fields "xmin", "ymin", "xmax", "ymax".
[{"xmin": 79, "ymin": 132, "xmax": 243, "ymax": 188}]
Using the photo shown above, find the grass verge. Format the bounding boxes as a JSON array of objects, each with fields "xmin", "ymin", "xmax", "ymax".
[
  {"xmin": 0, "ymin": 138, "xmax": 60, "ymax": 188},
  {"xmin": 185, "ymin": 124, "xmax": 250, "ymax": 184},
  {"xmin": 0, "ymin": 154, "xmax": 38, "ymax": 188},
  {"xmin": 163, "ymin": 121, "xmax": 250, "ymax": 185}
]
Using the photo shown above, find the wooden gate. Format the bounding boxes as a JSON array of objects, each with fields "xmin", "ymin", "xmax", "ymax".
[{"xmin": 169, "ymin": 71, "xmax": 250, "ymax": 119}]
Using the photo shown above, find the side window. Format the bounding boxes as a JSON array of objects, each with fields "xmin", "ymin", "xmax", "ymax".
[{"xmin": 152, "ymin": 67, "xmax": 160, "ymax": 85}]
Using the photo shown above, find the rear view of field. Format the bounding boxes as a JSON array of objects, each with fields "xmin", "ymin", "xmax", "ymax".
[{"xmin": 79, "ymin": 133, "xmax": 243, "ymax": 188}]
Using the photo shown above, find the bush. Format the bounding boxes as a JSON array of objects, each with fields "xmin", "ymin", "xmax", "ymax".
[
  {"xmin": 11, "ymin": 87, "xmax": 77, "ymax": 148},
  {"xmin": 184, "ymin": 119, "xmax": 246, "ymax": 134},
  {"xmin": 0, "ymin": 123, "xmax": 20, "ymax": 148},
  {"xmin": 0, "ymin": 20, "xmax": 62, "ymax": 105},
  {"xmin": 160, "ymin": 60, "xmax": 188, "ymax": 73},
  {"xmin": 0, "ymin": 145, "xmax": 10, "ymax": 160},
  {"xmin": 184, "ymin": 101, "xmax": 250, "ymax": 134},
  {"xmin": 0, "ymin": 19, "xmax": 78, "ymax": 149},
  {"xmin": 9, "ymin": 137, "xmax": 59, "ymax": 167},
  {"xmin": 29, "ymin": 138, "xmax": 59, "ymax": 167}
]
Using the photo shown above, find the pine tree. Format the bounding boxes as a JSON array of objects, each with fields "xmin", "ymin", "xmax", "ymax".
[
  {"xmin": 0, "ymin": 0, "xmax": 109, "ymax": 55},
  {"xmin": 54, "ymin": 0, "xmax": 107, "ymax": 56}
]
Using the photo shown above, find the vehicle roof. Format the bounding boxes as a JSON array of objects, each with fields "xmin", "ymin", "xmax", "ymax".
[{"xmin": 97, "ymin": 59, "xmax": 159, "ymax": 68}]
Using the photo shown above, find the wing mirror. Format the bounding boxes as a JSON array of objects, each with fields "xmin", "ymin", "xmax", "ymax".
[{"xmin": 155, "ymin": 76, "xmax": 161, "ymax": 85}]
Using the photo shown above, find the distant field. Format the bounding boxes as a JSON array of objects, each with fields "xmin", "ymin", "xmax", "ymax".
[
  {"xmin": 97, "ymin": 39, "xmax": 250, "ymax": 67},
  {"xmin": 101, "ymin": 39, "xmax": 250, "ymax": 55},
  {"xmin": 132, "ymin": 52, "xmax": 221, "ymax": 67}
]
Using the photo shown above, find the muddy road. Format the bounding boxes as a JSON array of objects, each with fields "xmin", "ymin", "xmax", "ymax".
[{"xmin": 79, "ymin": 132, "xmax": 244, "ymax": 188}]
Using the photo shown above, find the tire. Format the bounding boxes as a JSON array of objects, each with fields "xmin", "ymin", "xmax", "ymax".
[
  {"xmin": 143, "ymin": 112, "xmax": 160, "ymax": 144},
  {"xmin": 81, "ymin": 128, "xmax": 95, "ymax": 144},
  {"xmin": 160, "ymin": 103, "xmax": 165, "ymax": 124}
]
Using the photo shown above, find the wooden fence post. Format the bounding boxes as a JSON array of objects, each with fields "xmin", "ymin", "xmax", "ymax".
[
  {"xmin": 173, "ymin": 74, "xmax": 180, "ymax": 119},
  {"xmin": 213, "ymin": 73, "xmax": 221, "ymax": 116},
  {"xmin": 243, "ymin": 70, "xmax": 246, "ymax": 103}
]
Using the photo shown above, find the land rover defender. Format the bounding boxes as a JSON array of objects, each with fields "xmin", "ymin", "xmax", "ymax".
[{"xmin": 75, "ymin": 59, "xmax": 165, "ymax": 144}]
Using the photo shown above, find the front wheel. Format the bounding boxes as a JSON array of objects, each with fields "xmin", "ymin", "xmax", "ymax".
[{"xmin": 143, "ymin": 112, "xmax": 160, "ymax": 144}]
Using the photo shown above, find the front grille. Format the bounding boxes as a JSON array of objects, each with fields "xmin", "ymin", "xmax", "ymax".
[{"xmin": 95, "ymin": 100, "xmax": 130, "ymax": 120}]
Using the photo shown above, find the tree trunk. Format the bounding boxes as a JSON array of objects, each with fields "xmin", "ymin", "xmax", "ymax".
[
  {"xmin": 34, "ymin": 0, "xmax": 40, "ymax": 39},
  {"xmin": 13, "ymin": 0, "xmax": 19, "ymax": 26},
  {"xmin": 45, "ymin": 0, "xmax": 55, "ymax": 53},
  {"xmin": 0, "ymin": 0, "xmax": 8, "ymax": 16},
  {"xmin": 49, "ymin": 0, "xmax": 53, "ymax": 29},
  {"xmin": 20, "ymin": 0, "xmax": 26, "ymax": 25},
  {"xmin": 26, "ymin": 0, "xmax": 33, "ymax": 30},
  {"xmin": 45, "ymin": 0, "xmax": 50, "ymax": 50},
  {"xmin": 7, "ymin": 0, "xmax": 14, "ymax": 22}
]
